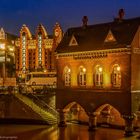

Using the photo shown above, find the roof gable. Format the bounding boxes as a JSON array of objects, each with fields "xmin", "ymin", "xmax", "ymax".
[
  {"xmin": 104, "ymin": 30, "xmax": 116, "ymax": 42},
  {"xmin": 69, "ymin": 35, "xmax": 78, "ymax": 46}
]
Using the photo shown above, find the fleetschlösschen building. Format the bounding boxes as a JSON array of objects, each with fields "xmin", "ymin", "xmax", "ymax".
[
  {"xmin": 56, "ymin": 12, "xmax": 140, "ymax": 135},
  {"xmin": 15, "ymin": 23, "xmax": 63, "ymax": 79}
]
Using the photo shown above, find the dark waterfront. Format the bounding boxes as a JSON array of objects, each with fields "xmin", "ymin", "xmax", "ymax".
[{"xmin": 0, "ymin": 124, "xmax": 138, "ymax": 140}]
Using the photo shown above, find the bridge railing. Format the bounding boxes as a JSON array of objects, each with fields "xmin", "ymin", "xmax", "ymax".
[
  {"xmin": 14, "ymin": 92, "xmax": 59, "ymax": 124},
  {"xmin": 24, "ymin": 93, "xmax": 59, "ymax": 121}
]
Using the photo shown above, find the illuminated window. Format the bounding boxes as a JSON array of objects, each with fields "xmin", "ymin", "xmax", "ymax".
[
  {"xmin": 64, "ymin": 66, "xmax": 71, "ymax": 86},
  {"xmin": 111, "ymin": 64, "xmax": 121, "ymax": 88},
  {"xmin": 0, "ymin": 43, "xmax": 5, "ymax": 49},
  {"xmin": 22, "ymin": 32, "xmax": 26, "ymax": 73},
  {"xmin": 95, "ymin": 65, "xmax": 103, "ymax": 87},
  {"xmin": 22, "ymin": 58, "xmax": 25, "ymax": 61},
  {"xmin": 78, "ymin": 66, "xmax": 86, "ymax": 86},
  {"xmin": 38, "ymin": 33, "xmax": 42, "ymax": 65}
]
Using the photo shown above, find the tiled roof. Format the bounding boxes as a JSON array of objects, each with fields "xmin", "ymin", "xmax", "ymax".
[{"xmin": 56, "ymin": 17, "xmax": 140, "ymax": 53}]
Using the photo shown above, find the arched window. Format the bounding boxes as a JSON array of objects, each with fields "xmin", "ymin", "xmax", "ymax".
[
  {"xmin": 111, "ymin": 64, "xmax": 121, "ymax": 87},
  {"xmin": 95, "ymin": 65, "xmax": 103, "ymax": 87},
  {"xmin": 64, "ymin": 66, "xmax": 71, "ymax": 86},
  {"xmin": 78, "ymin": 66, "xmax": 86, "ymax": 86}
]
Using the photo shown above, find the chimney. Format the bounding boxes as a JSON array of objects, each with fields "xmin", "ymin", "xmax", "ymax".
[
  {"xmin": 82, "ymin": 16, "xmax": 88, "ymax": 27},
  {"xmin": 118, "ymin": 8, "xmax": 125, "ymax": 20}
]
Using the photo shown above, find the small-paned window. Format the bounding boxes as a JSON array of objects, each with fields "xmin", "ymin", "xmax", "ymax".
[
  {"xmin": 111, "ymin": 64, "xmax": 121, "ymax": 88},
  {"xmin": 64, "ymin": 66, "xmax": 71, "ymax": 86},
  {"xmin": 78, "ymin": 66, "xmax": 86, "ymax": 86},
  {"xmin": 95, "ymin": 65, "xmax": 103, "ymax": 87}
]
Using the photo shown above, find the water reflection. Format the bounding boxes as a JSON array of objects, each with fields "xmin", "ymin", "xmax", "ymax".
[{"xmin": 0, "ymin": 124, "xmax": 129, "ymax": 140}]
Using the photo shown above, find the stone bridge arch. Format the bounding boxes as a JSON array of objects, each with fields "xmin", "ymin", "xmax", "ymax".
[
  {"xmin": 56, "ymin": 89, "xmax": 134, "ymax": 135},
  {"xmin": 62, "ymin": 101, "xmax": 89, "ymax": 123},
  {"xmin": 94, "ymin": 103, "xmax": 125, "ymax": 127},
  {"xmin": 58, "ymin": 101, "xmax": 125, "ymax": 127},
  {"xmin": 56, "ymin": 89, "xmax": 131, "ymax": 116}
]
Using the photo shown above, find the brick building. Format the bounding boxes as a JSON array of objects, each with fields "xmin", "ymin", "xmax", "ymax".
[
  {"xmin": 56, "ymin": 14, "xmax": 140, "ymax": 135},
  {"xmin": 15, "ymin": 23, "xmax": 63, "ymax": 78}
]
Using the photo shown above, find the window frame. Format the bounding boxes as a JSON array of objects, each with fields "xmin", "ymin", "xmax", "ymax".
[
  {"xmin": 64, "ymin": 66, "xmax": 71, "ymax": 86},
  {"xmin": 78, "ymin": 66, "xmax": 86, "ymax": 86},
  {"xmin": 111, "ymin": 64, "xmax": 121, "ymax": 88},
  {"xmin": 94, "ymin": 65, "xmax": 103, "ymax": 87}
]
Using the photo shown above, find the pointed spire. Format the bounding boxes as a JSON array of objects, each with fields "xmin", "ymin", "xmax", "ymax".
[
  {"xmin": 0, "ymin": 27, "xmax": 5, "ymax": 39},
  {"xmin": 36, "ymin": 23, "xmax": 48, "ymax": 38},
  {"xmin": 20, "ymin": 24, "xmax": 32, "ymax": 39}
]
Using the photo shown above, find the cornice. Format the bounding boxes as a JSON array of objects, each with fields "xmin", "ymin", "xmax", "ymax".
[{"xmin": 57, "ymin": 48, "xmax": 131, "ymax": 59}]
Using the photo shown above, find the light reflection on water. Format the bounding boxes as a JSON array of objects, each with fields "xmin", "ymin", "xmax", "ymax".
[{"xmin": 0, "ymin": 124, "xmax": 127, "ymax": 140}]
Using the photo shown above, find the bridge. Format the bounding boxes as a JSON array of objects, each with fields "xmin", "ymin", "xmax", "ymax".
[{"xmin": 56, "ymin": 88, "xmax": 136, "ymax": 136}]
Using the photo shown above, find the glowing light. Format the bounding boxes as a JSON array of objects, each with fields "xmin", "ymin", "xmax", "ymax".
[
  {"xmin": 9, "ymin": 47, "xmax": 14, "ymax": 51},
  {"xmin": 99, "ymin": 67, "xmax": 102, "ymax": 72},
  {"xmin": 68, "ymin": 68, "xmax": 71, "ymax": 73},
  {"xmin": 83, "ymin": 68, "xmax": 86, "ymax": 72},
  {"xmin": 117, "ymin": 66, "xmax": 120, "ymax": 71},
  {"xmin": 0, "ymin": 43, "xmax": 5, "ymax": 50}
]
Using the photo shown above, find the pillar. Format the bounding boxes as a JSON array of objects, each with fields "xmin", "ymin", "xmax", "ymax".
[
  {"xmin": 58, "ymin": 109, "xmax": 67, "ymax": 127},
  {"xmin": 123, "ymin": 115, "xmax": 134, "ymax": 136},
  {"xmin": 88, "ymin": 112, "xmax": 97, "ymax": 131},
  {"xmin": 101, "ymin": 110, "xmax": 111, "ymax": 124},
  {"xmin": 136, "ymin": 111, "xmax": 140, "ymax": 138}
]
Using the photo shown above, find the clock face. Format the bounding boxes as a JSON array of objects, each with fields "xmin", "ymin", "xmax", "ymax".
[{"xmin": 55, "ymin": 29, "xmax": 59, "ymax": 37}]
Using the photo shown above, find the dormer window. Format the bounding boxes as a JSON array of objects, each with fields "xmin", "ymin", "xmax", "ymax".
[
  {"xmin": 69, "ymin": 35, "xmax": 78, "ymax": 46},
  {"xmin": 105, "ymin": 30, "xmax": 116, "ymax": 42}
]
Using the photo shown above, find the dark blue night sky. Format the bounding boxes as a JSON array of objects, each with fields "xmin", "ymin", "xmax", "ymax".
[{"xmin": 0, "ymin": 0, "xmax": 140, "ymax": 35}]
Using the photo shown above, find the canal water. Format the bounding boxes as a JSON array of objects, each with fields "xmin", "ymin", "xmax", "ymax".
[
  {"xmin": 0, "ymin": 123, "xmax": 138, "ymax": 140},
  {"xmin": 0, "ymin": 93, "xmax": 139, "ymax": 140}
]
